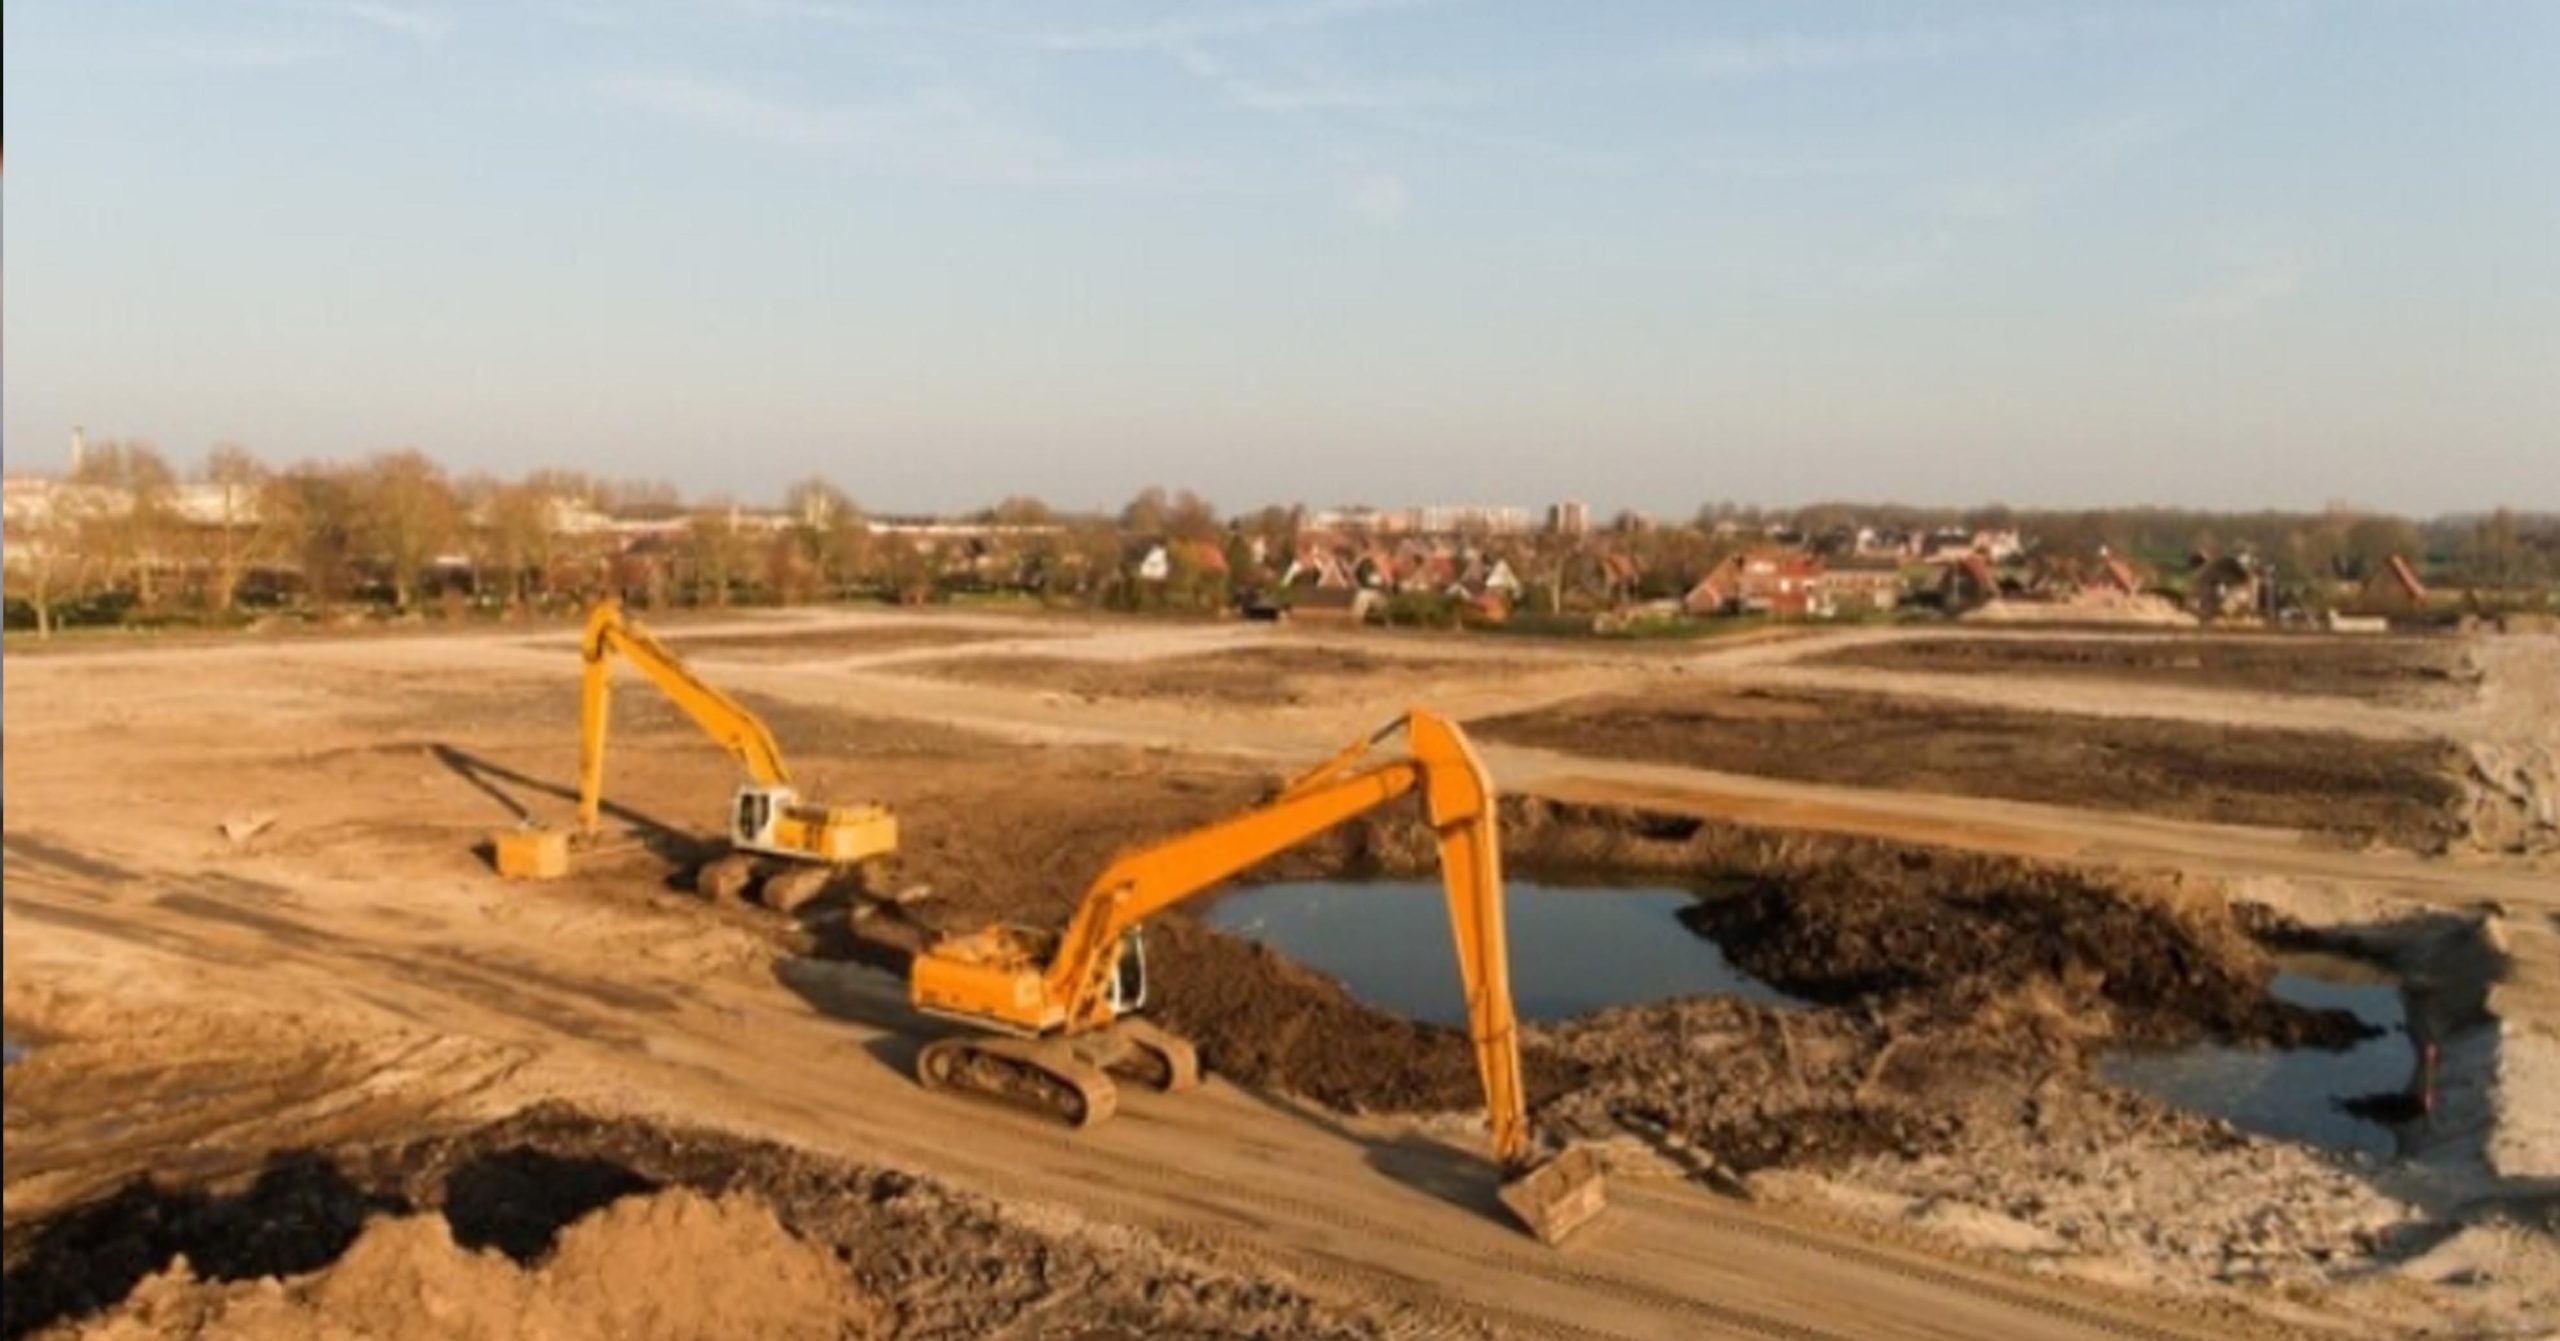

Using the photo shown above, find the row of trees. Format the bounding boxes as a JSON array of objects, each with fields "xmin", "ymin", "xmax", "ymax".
[
  {"xmin": 1718, "ymin": 499, "xmax": 2553, "ymax": 592},
  {"xmin": 3, "ymin": 443, "xmax": 1244, "ymax": 634},
  {"xmin": 5, "ymin": 440, "xmax": 2554, "ymax": 636}
]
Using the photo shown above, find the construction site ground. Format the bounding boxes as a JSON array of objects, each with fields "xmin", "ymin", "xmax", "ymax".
[{"xmin": 5, "ymin": 612, "xmax": 2557, "ymax": 1340}]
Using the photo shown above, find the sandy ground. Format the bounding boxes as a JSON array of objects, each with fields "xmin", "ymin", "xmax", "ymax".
[{"xmin": 7, "ymin": 610, "xmax": 2558, "ymax": 1340}]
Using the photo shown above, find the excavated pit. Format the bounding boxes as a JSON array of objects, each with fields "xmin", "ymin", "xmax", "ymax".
[
  {"xmin": 1203, "ymin": 880, "xmax": 1800, "ymax": 1025},
  {"xmin": 854, "ymin": 794, "xmax": 2399, "ymax": 1167},
  {"xmin": 1, "ymin": 1107, "xmax": 1380, "ymax": 1341}
]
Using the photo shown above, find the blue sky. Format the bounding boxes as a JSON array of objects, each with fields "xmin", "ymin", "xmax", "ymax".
[{"xmin": 5, "ymin": 1, "xmax": 2554, "ymax": 515}]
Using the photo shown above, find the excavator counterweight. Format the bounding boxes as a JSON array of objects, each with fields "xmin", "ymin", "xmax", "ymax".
[{"xmin": 901, "ymin": 710, "xmax": 1609, "ymax": 1245}]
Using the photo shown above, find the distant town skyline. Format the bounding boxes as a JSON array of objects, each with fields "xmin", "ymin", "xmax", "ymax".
[{"xmin": 5, "ymin": 2, "xmax": 2555, "ymax": 516}]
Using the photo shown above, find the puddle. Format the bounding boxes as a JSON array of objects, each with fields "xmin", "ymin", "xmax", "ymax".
[
  {"xmin": 2101, "ymin": 951, "xmax": 2414, "ymax": 1158},
  {"xmin": 1203, "ymin": 881, "xmax": 1797, "ymax": 1026}
]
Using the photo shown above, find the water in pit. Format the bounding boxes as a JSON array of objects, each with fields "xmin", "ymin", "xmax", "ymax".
[
  {"xmin": 2102, "ymin": 951, "xmax": 2415, "ymax": 1158},
  {"xmin": 1203, "ymin": 880, "xmax": 1795, "ymax": 1026}
]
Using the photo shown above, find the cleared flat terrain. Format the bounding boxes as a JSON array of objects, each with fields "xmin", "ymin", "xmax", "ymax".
[
  {"xmin": 5, "ymin": 612, "xmax": 2554, "ymax": 1340},
  {"xmin": 1808, "ymin": 635, "xmax": 2473, "ymax": 704},
  {"xmin": 1470, "ymin": 684, "xmax": 2465, "ymax": 849}
]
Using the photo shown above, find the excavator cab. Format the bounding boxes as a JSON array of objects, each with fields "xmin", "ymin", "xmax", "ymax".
[
  {"xmin": 732, "ymin": 785, "xmax": 785, "ymax": 850},
  {"xmin": 1109, "ymin": 931, "xmax": 1148, "ymax": 1012}
]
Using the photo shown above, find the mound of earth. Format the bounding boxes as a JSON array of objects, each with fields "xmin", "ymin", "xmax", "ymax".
[
  {"xmin": 5, "ymin": 1110, "xmax": 1382, "ymax": 1341},
  {"xmin": 1685, "ymin": 873, "xmax": 2373, "ymax": 1049},
  {"xmin": 1143, "ymin": 917, "xmax": 1589, "ymax": 1114},
  {"xmin": 55, "ymin": 1188, "xmax": 871, "ymax": 1341}
]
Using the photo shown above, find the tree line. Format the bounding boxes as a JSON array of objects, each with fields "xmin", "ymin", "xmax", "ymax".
[{"xmin": 4, "ymin": 439, "xmax": 2552, "ymax": 636}]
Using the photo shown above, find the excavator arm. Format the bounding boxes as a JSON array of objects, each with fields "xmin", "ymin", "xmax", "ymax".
[
  {"xmin": 983, "ymin": 711, "xmax": 1603, "ymax": 1242},
  {"xmin": 1038, "ymin": 714, "xmax": 1535, "ymax": 1164},
  {"xmin": 576, "ymin": 597, "xmax": 792, "ymax": 837}
]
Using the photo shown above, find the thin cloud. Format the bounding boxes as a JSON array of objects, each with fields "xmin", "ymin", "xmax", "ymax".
[
  {"xmin": 1678, "ymin": 10, "xmax": 2123, "ymax": 81},
  {"xmin": 1925, "ymin": 108, "xmax": 2196, "ymax": 223},
  {"xmin": 1683, "ymin": 29, "xmax": 1965, "ymax": 78},
  {"xmin": 597, "ymin": 73, "xmax": 975, "ymax": 147},
  {"xmin": 1341, "ymin": 171, "xmax": 1410, "ymax": 224},
  {"xmin": 328, "ymin": 2, "xmax": 453, "ymax": 43},
  {"xmin": 1031, "ymin": 0, "xmax": 1449, "ymax": 53},
  {"xmin": 1227, "ymin": 74, "xmax": 1475, "ymax": 111},
  {"xmin": 594, "ymin": 72, "xmax": 1208, "ymax": 186},
  {"xmin": 152, "ymin": 34, "xmax": 348, "ymax": 71},
  {"xmin": 1171, "ymin": 45, "xmax": 1475, "ymax": 114},
  {"xmin": 2177, "ymin": 254, "xmax": 2317, "ymax": 323}
]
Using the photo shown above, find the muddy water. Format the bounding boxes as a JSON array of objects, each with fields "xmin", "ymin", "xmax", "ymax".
[
  {"xmin": 1204, "ymin": 881, "xmax": 1797, "ymax": 1026},
  {"xmin": 2102, "ymin": 951, "xmax": 2414, "ymax": 1157}
]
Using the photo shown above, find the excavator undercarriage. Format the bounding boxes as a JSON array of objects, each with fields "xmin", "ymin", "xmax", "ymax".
[{"xmin": 915, "ymin": 1018, "xmax": 1199, "ymax": 1129}]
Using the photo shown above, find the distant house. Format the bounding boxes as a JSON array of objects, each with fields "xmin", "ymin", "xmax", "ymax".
[
  {"xmin": 1399, "ymin": 546, "xmax": 1460, "ymax": 595},
  {"xmin": 1130, "ymin": 539, "xmax": 1226, "ymax": 586},
  {"xmin": 2359, "ymin": 554, "xmax": 2428, "ymax": 616},
  {"xmin": 1289, "ymin": 586, "xmax": 1383, "ymax": 626},
  {"xmin": 1283, "ymin": 544, "xmax": 1355, "ymax": 589},
  {"xmin": 1685, "ymin": 550, "xmax": 1829, "ymax": 619},
  {"xmin": 1179, "ymin": 539, "xmax": 1229, "ymax": 578},
  {"xmin": 1922, "ymin": 527, "xmax": 2025, "ymax": 565},
  {"xmin": 1938, "ymin": 554, "xmax": 2001, "ymax": 613},
  {"xmin": 1921, "ymin": 528, "xmax": 1977, "ymax": 564},
  {"xmin": 2190, "ymin": 554, "xmax": 2266, "ymax": 622},
  {"xmin": 1448, "ymin": 584, "xmax": 1512, "ymax": 625},
  {"xmin": 1817, "ymin": 558, "xmax": 1905, "ymax": 615},
  {"xmin": 2020, "ymin": 551, "xmax": 2147, "ymax": 603}
]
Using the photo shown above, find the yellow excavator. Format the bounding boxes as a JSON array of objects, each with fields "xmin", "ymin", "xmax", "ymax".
[
  {"xmin": 494, "ymin": 598, "xmax": 897, "ymax": 910},
  {"xmin": 902, "ymin": 710, "xmax": 1610, "ymax": 1244}
]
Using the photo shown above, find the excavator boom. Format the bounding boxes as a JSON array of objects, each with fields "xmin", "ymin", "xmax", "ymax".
[{"xmin": 576, "ymin": 598, "xmax": 791, "ymax": 836}]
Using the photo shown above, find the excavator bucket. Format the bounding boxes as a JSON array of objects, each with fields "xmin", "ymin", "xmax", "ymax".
[{"xmin": 1497, "ymin": 1145, "xmax": 1608, "ymax": 1245}]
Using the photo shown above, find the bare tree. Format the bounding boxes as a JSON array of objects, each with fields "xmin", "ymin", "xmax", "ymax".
[
  {"xmin": 989, "ymin": 495, "xmax": 1054, "ymax": 526},
  {"xmin": 72, "ymin": 440, "xmax": 179, "ymax": 610},
  {"xmin": 480, "ymin": 479, "xmax": 556, "ymax": 611},
  {"xmin": 4, "ymin": 485, "xmax": 92, "ymax": 638},
  {"xmin": 1119, "ymin": 486, "xmax": 1170, "ymax": 536},
  {"xmin": 783, "ymin": 477, "xmax": 866, "ymax": 600},
  {"xmin": 1165, "ymin": 489, "xmax": 1219, "ymax": 541},
  {"xmin": 685, "ymin": 501, "xmax": 755, "ymax": 607},
  {"xmin": 354, "ymin": 450, "xmax": 460, "ymax": 611},
  {"xmin": 200, "ymin": 443, "xmax": 272, "ymax": 614},
  {"xmin": 263, "ymin": 465, "xmax": 361, "ymax": 608}
]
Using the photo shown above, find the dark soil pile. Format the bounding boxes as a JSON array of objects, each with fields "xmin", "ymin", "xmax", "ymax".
[
  {"xmin": 1469, "ymin": 687, "xmax": 2465, "ymax": 850},
  {"xmin": 5, "ymin": 1108, "xmax": 1380, "ymax": 1341},
  {"xmin": 1143, "ymin": 918, "xmax": 1590, "ymax": 1114},
  {"xmin": 1811, "ymin": 635, "xmax": 2471, "ymax": 704},
  {"xmin": 1687, "ymin": 876, "xmax": 2372, "ymax": 1049}
]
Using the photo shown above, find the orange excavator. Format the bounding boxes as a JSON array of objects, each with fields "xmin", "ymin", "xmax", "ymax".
[
  {"xmin": 902, "ymin": 710, "xmax": 1610, "ymax": 1244},
  {"xmin": 494, "ymin": 598, "xmax": 898, "ymax": 909}
]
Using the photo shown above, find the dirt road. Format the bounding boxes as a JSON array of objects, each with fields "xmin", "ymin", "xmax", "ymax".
[{"xmin": 9, "ymin": 611, "xmax": 2553, "ymax": 1339}]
